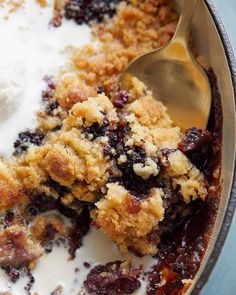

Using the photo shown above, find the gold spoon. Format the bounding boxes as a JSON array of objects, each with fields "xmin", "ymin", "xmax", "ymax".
[{"xmin": 119, "ymin": 0, "xmax": 211, "ymax": 130}]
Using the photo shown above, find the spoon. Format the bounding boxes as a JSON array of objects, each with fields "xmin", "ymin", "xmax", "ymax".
[{"xmin": 119, "ymin": 0, "xmax": 211, "ymax": 131}]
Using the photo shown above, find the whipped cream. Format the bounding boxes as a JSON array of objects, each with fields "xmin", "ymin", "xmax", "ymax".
[
  {"xmin": 0, "ymin": 228, "xmax": 155, "ymax": 294},
  {"xmin": 0, "ymin": 0, "xmax": 90, "ymax": 157}
]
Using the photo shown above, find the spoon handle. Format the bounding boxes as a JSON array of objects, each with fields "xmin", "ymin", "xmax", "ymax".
[{"xmin": 172, "ymin": 0, "xmax": 199, "ymax": 43}]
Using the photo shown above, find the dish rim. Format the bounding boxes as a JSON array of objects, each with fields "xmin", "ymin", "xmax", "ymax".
[{"xmin": 191, "ymin": 0, "xmax": 236, "ymax": 293}]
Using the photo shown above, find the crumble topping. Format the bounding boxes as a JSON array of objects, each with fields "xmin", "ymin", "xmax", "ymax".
[
  {"xmin": 52, "ymin": 0, "xmax": 178, "ymax": 111},
  {"xmin": 166, "ymin": 150, "xmax": 208, "ymax": 203},
  {"xmin": 133, "ymin": 157, "xmax": 160, "ymax": 180},
  {"xmin": 0, "ymin": 78, "xmax": 208, "ymax": 259},
  {"xmin": 0, "ymin": 162, "xmax": 27, "ymax": 213},
  {"xmin": 94, "ymin": 184, "xmax": 164, "ymax": 255}
]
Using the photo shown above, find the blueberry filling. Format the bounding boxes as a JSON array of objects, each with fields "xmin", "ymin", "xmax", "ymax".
[
  {"xmin": 14, "ymin": 130, "xmax": 45, "ymax": 155},
  {"xmin": 84, "ymin": 261, "xmax": 141, "ymax": 295},
  {"xmin": 178, "ymin": 127, "xmax": 213, "ymax": 171},
  {"xmin": 65, "ymin": 0, "xmax": 123, "ymax": 25}
]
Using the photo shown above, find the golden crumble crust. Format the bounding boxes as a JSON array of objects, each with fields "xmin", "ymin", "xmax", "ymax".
[
  {"xmin": 0, "ymin": 0, "xmax": 212, "ymax": 265},
  {"xmin": 13, "ymin": 95, "xmax": 114, "ymax": 205},
  {"xmin": 16, "ymin": 146, "xmax": 49, "ymax": 191},
  {"xmin": 0, "ymin": 78, "xmax": 208, "ymax": 257},
  {"xmin": 124, "ymin": 79, "xmax": 181, "ymax": 153},
  {"xmin": 125, "ymin": 78, "xmax": 172, "ymax": 128},
  {"xmin": 42, "ymin": 144, "xmax": 78, "ymax": 186},
  {"xmin": 166, "ymin": 150, "xmax": 208, "ymax": 203},
  {"xmin": 31, "ymin": 215, "xmax": 65, "ymax": 243},
  {"xmin": 0, "ymin": 162, "xmax": 27, "ymax": 213},
  {"xmin": 93, "ymin": 183, "xmax": 164, "ymax": 255},
  {"xmin": 0, "ymin": 80, "xmax": 208, "ymax": 256},
  {"xmin": 53, "ymin": 0, "xmax": 178, "ymax": 112},
  {"xmin": 55, "ymin": 75, "xmax": 96, "ymax": 111}
]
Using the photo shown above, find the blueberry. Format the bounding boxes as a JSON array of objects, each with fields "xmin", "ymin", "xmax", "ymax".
[
  {"xmin": 114, "ymin": 90, "xmax": 129, "ymax": 108},
  {"xmin": 14, "ymin": 130, "xmax": 45, "ymax": 155},
  {"xmin": 65, "ymin": 0, "xmax": 122, "ymax": 25}
]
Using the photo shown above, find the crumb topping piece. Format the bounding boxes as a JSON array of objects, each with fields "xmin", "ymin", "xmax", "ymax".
[
  {"xmin": 166, "ymin": 150, "xmax": 208, "ymax": 203},
  {"xmin": 0, "ymin": 162, "xmax": 27, "ymax": 213},
  {"xmin": 0, "ymin": 226, "xmax": 43, "ymax": 267},
  {"xmin": 94, "ymin": 183, "xmax": 164, "ymax": 255}
]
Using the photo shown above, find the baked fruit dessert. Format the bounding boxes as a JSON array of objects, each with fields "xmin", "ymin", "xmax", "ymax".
[{"xmin": 0, "ymin": 0, "xmax": 222, "ymax": 294}]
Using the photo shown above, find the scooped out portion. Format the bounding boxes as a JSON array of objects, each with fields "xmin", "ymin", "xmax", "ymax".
[{"xmin": 0, "ymin": 78, "xmax": 208, "ymax": 259}]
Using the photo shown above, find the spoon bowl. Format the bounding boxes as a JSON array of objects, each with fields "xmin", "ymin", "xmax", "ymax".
[{"xmin": 119, "ymin": 0, "xmax": 211, "ymax": 130}]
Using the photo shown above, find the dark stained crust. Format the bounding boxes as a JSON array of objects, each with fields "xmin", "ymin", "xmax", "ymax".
[
  {"xmin": 205, "ymin": 68, "xmax": 223, "ymax": 183},
  {"xmin": 82, "ymin": 68, "xmax": 224, "ymax": 295},
  {"xmin": 191, "ymin": 0, "xmax": 236, "ymax": 293},
  {"xmin": 84, "ymin": 261, "xmax": 142, "ymax": 295},
  {"xmin": 145, "ymin": 68, "xmax": 223, "ymax": 295}
]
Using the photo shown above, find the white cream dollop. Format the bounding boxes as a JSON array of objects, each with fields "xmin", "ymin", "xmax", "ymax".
[
  {"xmin": 0, "ymin": 0, "xmax": 91, "ymax": 157},
  {"xmin": 0, "ymin": 228, "xmax": 155, "ymax": 294},
  {"xmin": 0, "ymin": 64, "xmax": 24, "ymax": 121}
]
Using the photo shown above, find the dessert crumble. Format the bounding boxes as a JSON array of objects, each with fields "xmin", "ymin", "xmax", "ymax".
[{"xmin": 0, "ymin": 0, "xmax": 222, "ymax": 294}]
